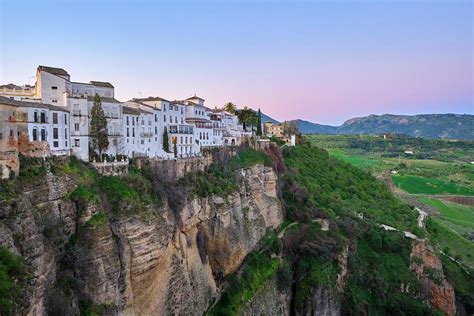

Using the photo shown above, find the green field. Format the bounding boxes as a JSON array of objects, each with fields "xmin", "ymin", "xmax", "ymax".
[
  {"xmin": 308, "ymin": 135, "xmax": 474, "ymax": 196},
  {"xmin": 421, "ymin": 198, "xmax": 474, "ymax": 238},
  {"xmin": 392, "ymin": 175, "xmax": 474, "ymax": 195}
]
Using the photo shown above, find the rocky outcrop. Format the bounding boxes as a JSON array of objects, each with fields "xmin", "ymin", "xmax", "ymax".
[
  {"xmin": 411, "ymin": 240, "xmax": 456, "ymax": 316},
  {"xmin": 240, "ymin": 274, "xmax": 291, "ymax": 316},
  {"xmin": 0, "ymin": 162, "xmax": 283, "ymax": 315},
  {"xmin": 297, "ymin": 286, "xmax": 341, "ymax": 316}
]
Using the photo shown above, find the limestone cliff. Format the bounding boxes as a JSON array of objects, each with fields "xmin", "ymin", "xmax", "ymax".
[
  {"xmin": 0, "ymin": 162, "xmax": 283, "ymax": 315},
  {"xmin": 411, "ymin": 240, "xmax": 457, "ymax": 316}
]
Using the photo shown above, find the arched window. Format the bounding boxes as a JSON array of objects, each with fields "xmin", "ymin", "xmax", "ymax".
[
  {"xmin": 41, "ymin": 128, "xmax": 47, "ymax": 141},
  {"xmin": 32, "ymin": 127, "xmax": 38, "ymax": 141}
]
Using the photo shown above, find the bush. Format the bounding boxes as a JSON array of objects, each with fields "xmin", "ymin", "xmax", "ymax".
[
  {"xmin": 87, "ymin": 212, "xmax": 108, "ymax": 227},
  {"xmin": 0, "ymin": 247, "xmax": 27, "ymax": 316}
]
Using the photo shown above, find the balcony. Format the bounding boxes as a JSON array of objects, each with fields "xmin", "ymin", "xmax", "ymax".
[
  {"xmin": 108, "ymin": 131, "xmax": 123, "ymax": 137},
  {"xmin": 72, "ymin": 110, "xmax": 82, "ymax": 116},
  {"xmin": 140, "ymin": 132, "xmax": 154, "ymax": 137},
  {"xmin": 168, "ymin": 125, "xmax": 193, "ymax": 134}
]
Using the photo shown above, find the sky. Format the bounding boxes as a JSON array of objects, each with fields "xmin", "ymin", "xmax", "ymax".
[{"xmin": 0, "ymin": 0, "xmax": 472, "ymax": 125}]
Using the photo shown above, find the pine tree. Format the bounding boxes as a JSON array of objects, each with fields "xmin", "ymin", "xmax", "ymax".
[
  {"xmin": 89, "ymin": 93, "xmax": 109, "ymax": 161},
  {"xmin": 163, "ymin": 127, "xmax": 169, "ymax": 152},
  {"xmin": 256, "ymin": 108, "xmax": 262, "ymax": 136}
]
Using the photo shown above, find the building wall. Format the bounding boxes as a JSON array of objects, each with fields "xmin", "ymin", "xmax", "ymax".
[
  {"xmin": 68, "ymin": 98, "xmax": 89, "ymax": 160},
  {"xmin": 37, "ymin": 71, "xmax": 68, "ymax": 106}
]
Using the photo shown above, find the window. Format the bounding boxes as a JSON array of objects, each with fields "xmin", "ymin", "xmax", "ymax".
[
  {"xmin": 53, "ymin": 113, "xmax": 58, "ymax": 124},
  {"xmin": 52, "ymin": 100, "xmax": 58, "ymax": 103},
  {"xmin": 74, "ymin": 139, "xmax": 80, "ymax": 147},
  {"xmin": 74, "ymin": 123, "xmax": 79, "ymax": 131},
  {"xmin": 175, "ymin": 117, "xmax": 177, "ymax": 123},
  {"xmin": 127, "ymin": 128, "xmax": 129, "ymax": 137},
  {"xmin": 180, "ymin": 136, "xmax": 183, "ymax": 144},
  {"xmin": 181, "ymin": 118, "xmax": 183, "ymax": 124},
  {"xmin": 65, "ymin": 141, "xmax": 68, "ymax": 147},
  {"xmin": 53, "ymin": 128, "xmax": 58, "ymax": 139},
  {"xmin": 32, "ymin": 128, "xmax": 38, "ymax": 141},
  {"xmin": 10, "ymin": 130, "xmax": 13, "ymax": 137},
  {"xmin": 41, "ymin": 129, "xmax": 46, "ymax": 141},
  {"xmin": 65, "ymin": 128, "xmax": 67, "ymax": 139},
  {"xmin": 40, "ymin": 111, "xmax": 46, "ymax": 123},
  {"xmin": 51, "ymin": 86, "xmax": 57, "ymax": 90},
  {"xmin": 164, "ymin": 115, "xmax": 166, "ymax": 122},
  {"xmin": 64, "ymin": 114, "xmax": 67, "ymax": 125},
  {"xmin": 163, "ymin": 105, "xmax": 166, "ymax": 112},
  {"xmin": 155, "ymin": 114, "xmax": 158, "ymax": 122},
  {"xmin": 34, "ymin": 111, "xmax": 38, "ymax": 123},
  {"xmin": 53, "ymin": 141, "xmax": 58, "ymax": 148},
  {"xmin": 132, "ymin": 128, "xmax": 135, "ymax": 137},
  {"xmin": 126, "ymin": 116, "xmax": 129, "ymax": 125},
  {"xmin": 155, "ymin": 126, "xmax": 157, "ymax": 134}
]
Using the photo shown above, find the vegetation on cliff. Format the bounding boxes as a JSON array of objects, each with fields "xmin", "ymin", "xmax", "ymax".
[
  {"xmin": 179, "ymin": 147, "xmax": 272, "ymax": 198},
  {"xmin": 0, "ymin": 247, "xmax": 30, "ymax": 316}
]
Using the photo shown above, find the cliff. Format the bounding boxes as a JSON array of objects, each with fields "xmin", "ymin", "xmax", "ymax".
[{"xmin": 0, "ymin": 158, "xmax": 283, "ymax": 315}]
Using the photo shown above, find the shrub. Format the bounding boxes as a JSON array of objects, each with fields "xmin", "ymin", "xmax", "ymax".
[{"xmin": 87, "ymin": 212, "xmax": 108, "ymax": 227}]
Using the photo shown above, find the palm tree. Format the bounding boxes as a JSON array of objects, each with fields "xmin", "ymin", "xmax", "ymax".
[{"xmin": 223, "ymin": 102, "xmax": 237, "ymax": 114}]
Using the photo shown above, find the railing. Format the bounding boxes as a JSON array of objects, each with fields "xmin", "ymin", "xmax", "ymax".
[
  {"xmin": 72, "ymin": 110, "xmax": 82, "ymax": 116},
  {"xmin": 108, "ymin": 131, "xmax": 123, "ymax": 136},
  {"xmin": 140, "ymin": 132, "xmax": 154, "ymax": 137},
  {"xmin": 168, "ymin": 125, "xmax": 194, "ymax": 134}
]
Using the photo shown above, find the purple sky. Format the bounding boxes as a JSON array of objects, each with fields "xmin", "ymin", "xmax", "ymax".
[{"xmin": 1, "ymin": 0, "xmax": 472, "ymax": 125}]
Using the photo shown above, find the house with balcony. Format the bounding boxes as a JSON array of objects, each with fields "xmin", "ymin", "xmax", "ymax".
[{"xmin": 0, "ymin": 96, "xmax": 71, "ymax": 177}]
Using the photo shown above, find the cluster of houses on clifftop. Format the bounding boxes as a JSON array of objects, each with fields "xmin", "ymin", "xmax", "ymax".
[{"xmin": 0, "ymin": 66, "xmax": 254, "ymax": 178}]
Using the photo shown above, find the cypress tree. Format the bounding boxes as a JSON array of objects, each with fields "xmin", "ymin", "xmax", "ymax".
[
  {"xmin": 256, "ymin": 108, "xmax": 262, "ymax": 136},
  {"xmin": 89, "ymin": 93, "xmax": 109, "ymax": 161}
]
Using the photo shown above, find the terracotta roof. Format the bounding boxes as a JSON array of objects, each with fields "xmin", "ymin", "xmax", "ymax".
[
  {"xmin": 134, "ymin": 96, "xmax": 170, "ymax": 102},
  {"xmin": 90, "ymin": 81, "xmax": 114, "ymax": 88},
  {"xmin": 0, "ymin": 96, "xmax": 69, "ymax": 112},
  {"xmin": 186, "ymin": 95, "xmax": 205, "ymax": 101},
  {"xmin": 87, "ymin": 96, "xmax": 122, "ymax": 103},
  {"xmin": 186, "ymin": 117, "xmax": 211, "ymax": 123},
  {"xmin": 126, "ymin": 100, "xmax": 162, "ymax": 111},
  {"xmin": 0, "ymin": 83, "xmax": 32, "ymax": 90},
  {"xmin": 123, "ymin": 106, "xmax": 140, "ymax": 115},
  {"xmin": 37, "ymin": 65, "xmax": 69, "ymax": 76}
]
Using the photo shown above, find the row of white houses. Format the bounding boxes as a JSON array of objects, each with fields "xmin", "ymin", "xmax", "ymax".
[{"xmin": 0, "ymin": 66, "xmax": 249, "ymax": 166}]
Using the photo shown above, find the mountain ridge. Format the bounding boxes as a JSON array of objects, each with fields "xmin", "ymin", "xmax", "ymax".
[{"xmin": 264, "ymin": 113, "xmax": 473, "ymax": 140}]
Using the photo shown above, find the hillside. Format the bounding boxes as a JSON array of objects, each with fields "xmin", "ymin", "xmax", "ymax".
[
  {"xmin": 294, "ymin": 114, "xmax": 474, "ymax": 140},
  {"xmin": 0, "ymin": 146, "xmax": 472, "ymax": 315}
]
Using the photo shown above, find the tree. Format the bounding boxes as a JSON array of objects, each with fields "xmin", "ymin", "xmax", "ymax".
[
  {"xmin": 224, "ymin": 102, "xmax": 237, "ymax": 114},
  {"xmin": 163, "ymin": 127, "xmax": 169, "ymax": 152},
  {"xmin": 283, "ymin": 120, "xmax": 298, "ymax": 136},
  {"xmin": 236, "ymin": 107, "xmax": 257, "ymax": 133},
  {"xmin": 89, "ymin": 94, "xmax": 109, "ymax": 161},
  {"xmin": 256, "ymin": 108, "xmax": 262, "ymax": 136}
]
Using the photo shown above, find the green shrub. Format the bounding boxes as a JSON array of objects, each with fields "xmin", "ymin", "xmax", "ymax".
[
  {"xmin": 0, "ymin": 247, "xmax": 27, "ymax": 316},
  {"xmin": 87, "ymin": 212, "xmax": 108, "ymax": 227}
]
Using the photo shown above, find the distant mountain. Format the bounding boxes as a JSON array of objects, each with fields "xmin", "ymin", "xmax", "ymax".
[
  {"xmin": 260, "ymin": 112, "xmax": 279, "ymax": 124},
  {"xmin": 293, "ymin": 114, "xmax": 474, "ymax": 140}
]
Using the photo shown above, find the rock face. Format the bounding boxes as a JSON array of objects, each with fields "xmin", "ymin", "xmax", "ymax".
[
  {"xmin": 411, "ymin": 240, "xmax": 457, "ymax": 316},
  {"xmin": 297, "ymin": 286, "xmax": 341, "ymax": 316},
  {"xmin": 241, "ymin": 275, "xmax": 292, "ymax": 316},
  {"xmin": 0, "ymin": 163, "xmax": 283, "ymax": 315}
]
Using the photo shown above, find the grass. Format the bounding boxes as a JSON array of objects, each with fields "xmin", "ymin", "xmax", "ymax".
[
  {"xmin": 420, "ymin": 198, "xmax": 474, "ymax": 236},
  {"xmin": 392, "ymin": 174, "xmax": 474, "ymax": 195},
  {"xmin": 426, "ymin": 217, "xmax": 474, "ymax": 269},
  {"xmin": 227, "ymin": 147, "xmax": 272, "ymax": 169},
  {"xmin": 86, "ymin": 212, "xmax": 108, "ymax": 227}
]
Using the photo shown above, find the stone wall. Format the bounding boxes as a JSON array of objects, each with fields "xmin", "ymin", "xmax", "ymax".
[{"xmin": 93, "ymin": 160, "xmax": 129, "ymax": 177}]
